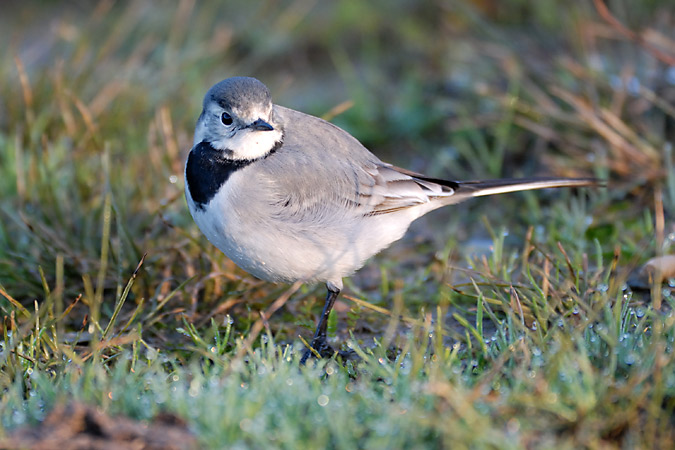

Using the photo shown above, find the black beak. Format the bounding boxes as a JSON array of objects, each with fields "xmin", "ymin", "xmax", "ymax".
[{"xmin": 250, "ymin": 119, "xmax": 274, "ymax": 131}]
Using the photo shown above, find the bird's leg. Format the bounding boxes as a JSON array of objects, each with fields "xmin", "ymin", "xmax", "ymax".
[{"xmin": 300, "ymin": 285, "xmax": 340, "ymax": 364}]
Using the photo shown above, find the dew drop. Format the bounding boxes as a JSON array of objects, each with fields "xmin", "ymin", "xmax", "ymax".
[
  {"xmin": 624, "ymin": 353, "xmax": 637, "ymax": 365},
  {"xmin": 240, "ymin": 418, "xmax": 253, "ymax": 432}
]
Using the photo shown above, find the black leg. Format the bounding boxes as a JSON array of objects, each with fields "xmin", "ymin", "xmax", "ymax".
[{"xmin": 300, "ymin": 285, "xmax": 340, "ymax": 364}]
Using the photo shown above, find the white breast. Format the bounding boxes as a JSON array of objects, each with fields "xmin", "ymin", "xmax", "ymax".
[{"xmin": 185, "ymin": 167, "xmax": 420, "ymax": 286}]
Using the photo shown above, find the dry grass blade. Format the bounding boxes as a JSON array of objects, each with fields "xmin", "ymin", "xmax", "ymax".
[
  {"xmin": 593, "ymin": 0, "xmax": 675, "ymax": 65},
  {"xmin": 102, "ymin": 254, "xmax": 146, "ymax": 340},
  {"xmin": 0, "ymin": 287, "xmax": 30, "ymax": 317}
]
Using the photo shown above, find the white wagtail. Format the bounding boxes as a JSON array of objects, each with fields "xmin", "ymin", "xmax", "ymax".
[{"xmin": 185, "ymin": 76, "xmax": 597, "ymax": 363}]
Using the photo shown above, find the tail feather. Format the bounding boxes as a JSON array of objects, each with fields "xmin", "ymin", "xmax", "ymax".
[
  {"xmin": 455, "ymin": 177, "xmax": 600, "ymax": 199},
  {"xmin": 375, "ymin": 164, "xmax": 601, "ymax": 215}
]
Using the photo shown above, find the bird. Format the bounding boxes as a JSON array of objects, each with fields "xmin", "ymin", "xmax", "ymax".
[{"xmin": 184, "ymin": 76, "xmax": 597, "ymax": 364}]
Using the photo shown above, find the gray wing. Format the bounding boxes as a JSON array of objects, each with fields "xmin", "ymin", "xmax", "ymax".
[
  {"xmin": 257, "ymin": 106, "xmax": 597, "ymax": 223},
  {"xmin": 257, "ymin": 106, "xmax": 459, "ymax": 222}
]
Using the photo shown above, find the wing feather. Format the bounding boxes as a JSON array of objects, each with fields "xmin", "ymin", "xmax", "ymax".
[{"xmin": 257, "ymin": 106, "xmax": 598, "ymax": 223}]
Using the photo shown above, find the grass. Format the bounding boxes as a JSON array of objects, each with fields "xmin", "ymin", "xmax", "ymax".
[{"xmin": 1, "ymin": 0, "xmax": 674, "ymax": 448}]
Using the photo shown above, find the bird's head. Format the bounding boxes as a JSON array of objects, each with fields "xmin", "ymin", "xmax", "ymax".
[{"xmin": 194, "ymin": 77, "xmax": 283, "ymax": 161}]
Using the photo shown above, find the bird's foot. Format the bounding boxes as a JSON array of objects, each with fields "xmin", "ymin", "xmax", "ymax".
[{"xmin": 299, "ymin": 337, "xmax": 335, "ymax": 365}]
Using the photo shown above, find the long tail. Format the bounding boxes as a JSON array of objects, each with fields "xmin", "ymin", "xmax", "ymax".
[
  {"xmin": 376, "ymin": 165, "xmax": 601, "ymax": 215},
  {"xmin": 455, "ymin": 177, "xmax": 600, "ymax": 199}
]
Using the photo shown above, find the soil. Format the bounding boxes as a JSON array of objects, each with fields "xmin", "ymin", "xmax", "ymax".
[{"xmin": 1, "ymin": 402, "xmax": 197, "ymax": 450}]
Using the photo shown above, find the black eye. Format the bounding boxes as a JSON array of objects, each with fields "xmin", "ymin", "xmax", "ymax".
[{"xmin": 221, "ymin": 112, "xmax": 233, "ymax": 126}]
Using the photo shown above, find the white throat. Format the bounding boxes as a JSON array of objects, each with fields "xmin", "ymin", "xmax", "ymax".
[
  {"xmin": 214, "ymin": 128, "xmax": 282, "ymax": 160},
  {"xmin": 193, "ymin": 114, "xmax": 283, "ymax": 161}
]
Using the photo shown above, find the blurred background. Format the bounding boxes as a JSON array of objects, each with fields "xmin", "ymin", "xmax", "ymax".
[{"xmin": 0, "ymin": 0, "xmax": 673, "ymax": 336}]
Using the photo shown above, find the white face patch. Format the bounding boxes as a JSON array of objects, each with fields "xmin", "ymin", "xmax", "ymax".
[
  {"xmin": 194, "ymin": 103, "xmax": 282, "ymax": 161},
  {"xmin": 211, "ymin": 127, "xmax": 283, "ymax": 160}
]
